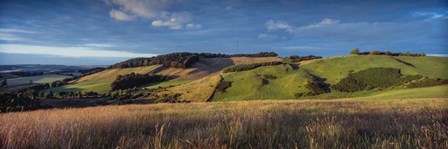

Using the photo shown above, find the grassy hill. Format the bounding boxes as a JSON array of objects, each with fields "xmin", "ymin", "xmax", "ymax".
[
  {"xmin": 48, "ymin": 55, "xmax": 448, "ymax": 100},
  {"xmin": 211, "ymin": 55, "xmax": 448, "ymax": 101},
  {"xmin": 212, "ymin": 64, "xmax": 313, "ymax": 101}
]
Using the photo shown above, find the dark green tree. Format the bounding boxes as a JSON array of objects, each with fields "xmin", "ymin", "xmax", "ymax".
[{"xmin": 350, "ymin": 48, "xmax": 360, "ymax": 55}]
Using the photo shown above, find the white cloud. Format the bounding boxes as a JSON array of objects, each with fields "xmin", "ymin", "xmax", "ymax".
[
  {"xmin": 266, "ymin": 19, "xmax": 294, "ymax": 33},
  {"xmin": 0, "ymin": 33, "xmax": 27, "ymax": 41},
  {"xmin": 109, "ymin": 9, "xmax": 134, "ymax": 21},
  {"xmin": 296, "ymin": 18, "xmax": 340, "ymax": 31},
  {"xmin": 264, "ymin": 18, "xmax": 340, "ymax": 35},
  {"xmin": 0, "ymin": 44, "xmax": 157, "ymax": 58},
  {"xmin": 186, "ymin": 23, "xmax": 202, "ymax": 29},
  {"xmin": 151, "ymin": 12, "xmax": 197, "ymax": 30},
  {"xmin": 83, "ymin": 43, "xmax": 116, "ymax": 48},
  {"xmin": 414, "ymin": 11, "xmax": 447, "ymax": 19},
  {"xmin": 257, "ymin": 34, "xmax": 277, "ymax": 40},
  {"xmin": 104, "ymin": 0, "xmax": 199, "ymax": 30},
  {"xmin": 0, "ymin": 29, "xmax": 35, "ymax": 34}
]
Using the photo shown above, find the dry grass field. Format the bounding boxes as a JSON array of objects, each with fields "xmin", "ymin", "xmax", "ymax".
[{"xmin": 0, "ymin": 99, "xmax": 447, "ymax": 149}]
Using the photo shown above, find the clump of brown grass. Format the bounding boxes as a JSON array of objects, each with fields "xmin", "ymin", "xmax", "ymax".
[{"xmin": 0, "ymin": 99, "xmax": 447, "ymax": 149}]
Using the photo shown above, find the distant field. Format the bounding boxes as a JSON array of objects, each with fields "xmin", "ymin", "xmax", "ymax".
[
  {"xmin": 51, "ymin": 65, "xmax": 160, "ymax": 93},
  {"xmin": 6, "ymin": 74, "xmax": 71, "ymax": 86},
  {"xmin": 1, "ymin": 99, "xmax": 446, "ymax": 148}
]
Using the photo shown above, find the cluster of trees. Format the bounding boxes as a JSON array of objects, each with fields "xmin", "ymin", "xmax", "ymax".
[
  {"xmin": 289, "ymin": 55, "xmax": 323, "ymax": 62},
  {"xmin": 350, "ymin": 48, "xmax": 426, "ymax": 56},
  {"xmin": 108, "ymin": 53, "xmax": 200, "ymax": 69},
  {"xmin": 332, "ymin": 68, "xmax": 436, "ymax": 92},
  {"xmin": 78, "ymin": 67, "xmax": 105, "ymax": 75},
  {"xmin": 223, "ymin": 61, "xmax": 284, "ymax": 73},
  {"xmin": 11, "ymin": 71, "xmax": 44, "ymax": 77},
  {"xmin": 107, "ymin": 52, "xmax": 280, "ymax": 69},
  {"xmin": 111, "ymin": 73, "xmax": 170, "ymax": 91},
  {"xmin": 0, "ymin": 90, "xmax": 49, "ymax": 112}
]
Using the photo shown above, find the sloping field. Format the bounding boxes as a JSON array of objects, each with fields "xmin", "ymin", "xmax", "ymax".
[
  {"xmin": 53, "ymin": 65, "xmax": 161, "ymax": 93},
  {"xmin": 213, "ymin": 64, "xmax": 314, "ymax": 101},
  {"xmin": 300, "ymin": 55, "xmax": 441, "ymax": 85},
  {"xmin": 158, "ymin": 74, "xmax": 222, "ymax": 102},
  {"xmin": 154, "ymin": 57, "xmax": 282, "ymax": 79}
]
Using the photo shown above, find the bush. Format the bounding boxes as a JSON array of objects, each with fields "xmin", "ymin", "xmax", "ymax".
[
  {"xmin": 350, "ymin": 48, "xmax": 360, "ymax": 55},
  {"xmin": 223, "ymin": 61, "xmax": 283, "ymax": 73},
  {"xmin": 333, "ymin": 68, "xmax": 404, "ymax": 92},
  {"xmin": 370, "ymin": 50, "xmax": 381, "ymax": 55},
  {"xmin": 406, "ymin": 78, "xmax": 448, "ymax": 88},
  {"xmin": 216, "ymin": 80, "xmax": 232, "ymax": 93},
  {"xmin": 305, "ymin": 81, "xmax": 329, "ymax": 95}
]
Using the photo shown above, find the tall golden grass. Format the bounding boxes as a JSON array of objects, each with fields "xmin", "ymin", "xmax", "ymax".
[{"xmin": 0, "ymin": 99, "xmax": 447, "ymax": 148}]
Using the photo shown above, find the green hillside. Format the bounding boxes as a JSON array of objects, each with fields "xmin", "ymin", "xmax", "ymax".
[
  {"xmin": 212, "ymin": 64, "xmax": 314, "ymax": 101},
  {"xmin": 51, "ymin": 65, "xmax": 161, "ymax": 93},
  {"xmin": 48, "ymin": 55, "xmax": 448, "ymax": 100},
  {"xmin": 211, "ymin": 56, "xmax": 448, "ymax": 101}
]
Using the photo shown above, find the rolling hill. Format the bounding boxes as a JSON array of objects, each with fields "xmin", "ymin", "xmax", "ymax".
[{"xmin": 49, "ymin": 54, "xmax": 448, "ymax": 101}]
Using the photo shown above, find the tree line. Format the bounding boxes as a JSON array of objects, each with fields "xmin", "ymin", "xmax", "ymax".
[
  {"xmin": 223, "ymin": 61, "xmax": 284, "ymax": 73},
  {"xmin": 107, "ymin": 52, "xmax": 279, "ymax": 69},
  {"xmin": 288, "ymin": 55, "xmax": 323, "ymax": 62},
  {"xmin": 111, "ymin": 73, "xmax": 171, "ymax": 91},
  {"xmin": 350, "ymin": 48, "xmax": 426, "ymax": 56}
]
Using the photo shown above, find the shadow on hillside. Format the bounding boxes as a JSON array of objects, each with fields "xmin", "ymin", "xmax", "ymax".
[
  {"xmin": 188, "ymin": 58, "xmax": 235, "ymax": 75},
  {"xmin": 392, "ymin": 57, "xmax": 415, "ymax": 67}
]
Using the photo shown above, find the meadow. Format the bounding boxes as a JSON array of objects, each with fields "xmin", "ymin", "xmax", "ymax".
[{"xmin": 0, "ymin": 99, "xmax": 447, "ymax": 148}]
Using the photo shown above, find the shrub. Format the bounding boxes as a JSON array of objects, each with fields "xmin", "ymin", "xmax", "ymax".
[
  {"xmin": 333, "ymin": 68, "xmax": 404, "ymax": 92},
  {"xmin": 216, "ymin": 80, "xmax": 232, "ymax": 93},
  {"xmin": 305, "ymin": 81, "xmax": 329, "ymax": 95},
  {"xmin": 350, "ymin": 48, "xmax": 360, "ymax": 55},
  {"xmin": 370, "ymin": 50, "xmax": 381, "ymax": 55},
  {"xmin": 223, "ymin": 61, "xmax": 283, "ymax": 73},
  {"xmin": 406, "ymin": 78, "xmax": 448, "ymax": 88},
  {"xmin": 289, "ymin": 55, "xmax": 322, "ymax": 62}
]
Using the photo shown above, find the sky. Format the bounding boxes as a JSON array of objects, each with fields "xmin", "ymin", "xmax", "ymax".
[{"xmin": 0, "ymin": 0, "xmax": 447, "ymax": 65}]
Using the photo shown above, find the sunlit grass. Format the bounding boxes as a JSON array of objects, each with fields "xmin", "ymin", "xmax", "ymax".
[{"xmin": 1, "ymin": 99, "xmax": 447, "ymax": 148}]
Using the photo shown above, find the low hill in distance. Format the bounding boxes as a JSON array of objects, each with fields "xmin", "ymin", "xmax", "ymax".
[{"xmin": 42, "ymin": 52, "xmax": 448, "ymax": 102}]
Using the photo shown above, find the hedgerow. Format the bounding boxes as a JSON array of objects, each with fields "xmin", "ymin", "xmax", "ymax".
[
  {"xmin": 222, "ymin": 61, "xmax": 283, "ymax": 73},
  {"xmin": 406, "ymin": 77, "xmax": 448, "ymax": 88}
]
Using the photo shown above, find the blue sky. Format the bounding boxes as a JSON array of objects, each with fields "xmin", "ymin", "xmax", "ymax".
[{"xmin": 0, "ymin": 0, "xmax": 447, "ymax": 65}]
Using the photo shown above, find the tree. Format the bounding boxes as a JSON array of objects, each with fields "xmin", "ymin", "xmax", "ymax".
[
  {"xmin": 350, "ymin": 48, "xmax": 360, "ymax": 55},
  {"xmin": 385, "ymin": 51, "xmax": 393, "ymax": 56},
  {"xmin": 370, "ymin": 50, "xmax": 381, "ymax": 55}
]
